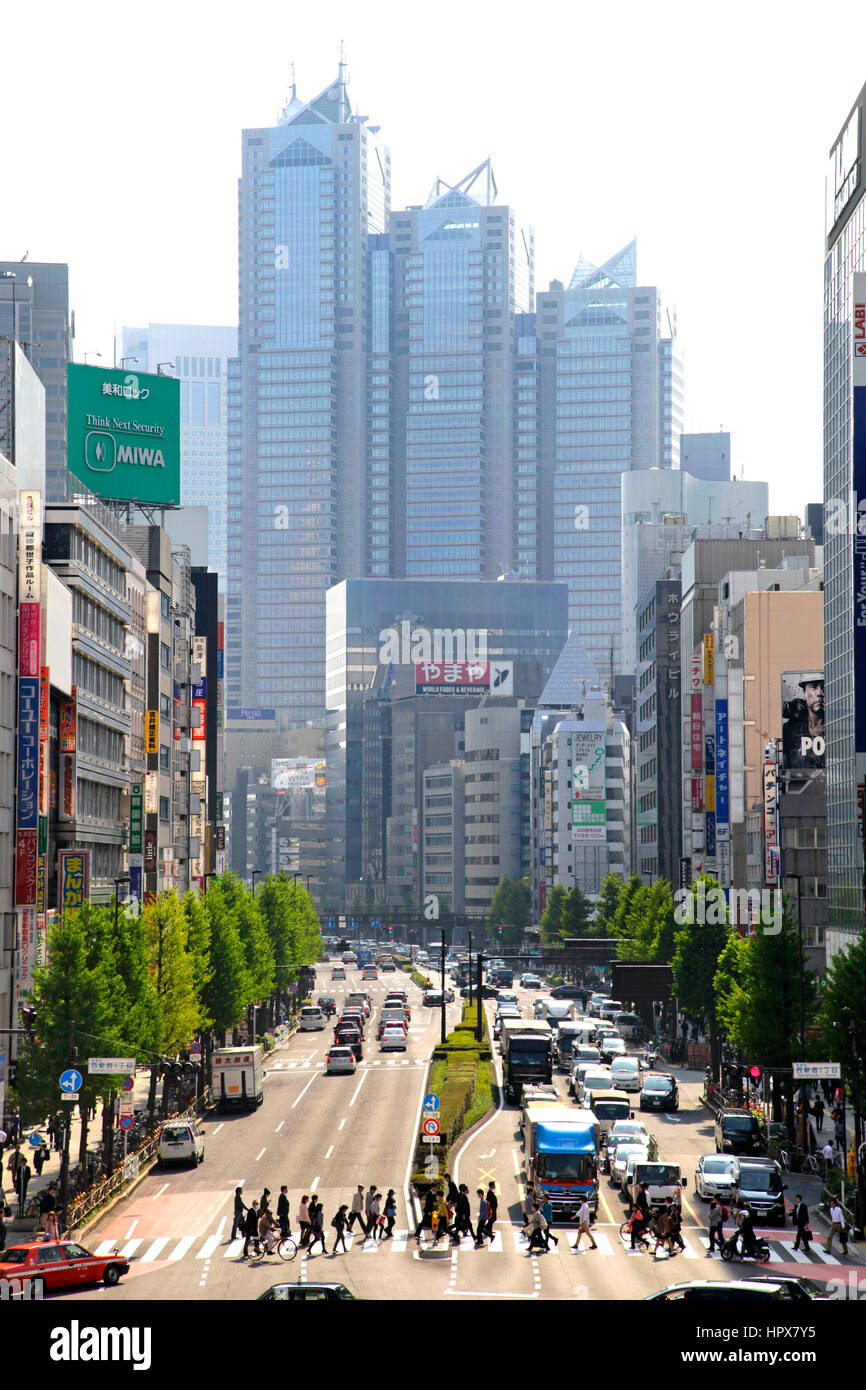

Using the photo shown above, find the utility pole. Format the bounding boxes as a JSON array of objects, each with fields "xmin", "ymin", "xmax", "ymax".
[
  {"xmin": 467, "ymin": 931, "xmax": 473, "ymax": 1012},
  {"xmin": 475, "ymin": 949, "xmax": 484, "ymax": 1043},
  {"xmin": 440, "ymin": 928, "xmax": 447, "ymax": 1045},
  {"xmin": 849, "ymin": 1019, "xmax": 864, "ymax": 1237},
  {"xmin": 58, "ymin": 1018, "xmax": 76, "ymax": 1233}
]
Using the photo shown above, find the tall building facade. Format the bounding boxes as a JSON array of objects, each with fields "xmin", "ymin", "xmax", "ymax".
[
  {"xmin": 226, "ymin": 70, "xmax": 390, "ymax": 724},
  {"xmin": 0, "ymin": 261, "xmax": 73, "ymax": 502},
  {"xmin": 122, "ymin": 325, "xmax": 236, "ymax": 586},
  {"xmin": 824, "ymin": 80, "xmax": 866, "ymax": 944},
  {"xmin": 530, "ymin": 242, "xmax": 684, "ymax": 685}
]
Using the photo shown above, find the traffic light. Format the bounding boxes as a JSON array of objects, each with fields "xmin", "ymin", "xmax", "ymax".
[
  {"xmin": 20, "ymin": 1005, "xmax": 36, "ymax": 1036},
  {"xmin": 749, "ymin": 1065, "xmax": 761, "ymax": 1081},
  {"xmin": 497, "ymin": 924, "xmax": 503, "ymax": 936}
]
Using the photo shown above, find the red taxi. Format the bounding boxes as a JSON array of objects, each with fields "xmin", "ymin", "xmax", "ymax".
[{"xmin": 0, "ymin": 1239, "xmax": 129, "ymax": 1294}]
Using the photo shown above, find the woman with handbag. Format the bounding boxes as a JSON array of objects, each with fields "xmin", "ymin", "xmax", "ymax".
[{"xmin": 330, "ymin": 1204, "xmax": 349, "ymax": 1253}]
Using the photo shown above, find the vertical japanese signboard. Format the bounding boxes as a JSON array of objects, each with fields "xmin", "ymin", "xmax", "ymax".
[
  {"xmin": 129, "ymin": 781, "xmax": 143, "ymax": 854},
  {"xmin": 852, "ymin": 273, "xmax": 866, "ymax": 897},
  {"xmin": 58, "ymin": 689, "xmax": 77, "ymax": 824},
  {"xmin": 571, "ymin": 729, "xmax": 607, "ymax": 843},
  {"xmin": 16, "ymin": 490, "xmax": 42, "ymax": 1003},
  {"xmin": 59, "ymin": 850, "xmax": 89, "ymax": 915},
  {"xmin": 763, "ymin": 740, "xmax": 779, "ymax": 884}
]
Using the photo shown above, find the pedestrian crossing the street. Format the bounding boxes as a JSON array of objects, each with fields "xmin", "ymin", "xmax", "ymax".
[{"xmin": 90, "ymin": 1223, "xmax": 844, "ymax": 1268}]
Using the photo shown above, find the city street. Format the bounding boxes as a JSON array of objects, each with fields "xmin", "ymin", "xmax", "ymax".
[{"xmin": 45, "ymin": 968, "xmax": 864, "ymax": 1304}]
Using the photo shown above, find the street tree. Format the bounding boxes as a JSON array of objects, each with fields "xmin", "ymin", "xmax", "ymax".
[
  {"xmin": 592, "ymin": 873, "xmax": 624, "ymax": 937},
  {"xmin": 201, "ymin": 880, "xmax": 250, "ymax": 1044}
]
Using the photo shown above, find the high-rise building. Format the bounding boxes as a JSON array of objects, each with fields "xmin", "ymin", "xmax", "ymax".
[
  {"xmin": 389, "ymin": 163, "xmax": 534, "ymax": 579},
  {"xmin": 0, "ymin": 261, "xmax": 73, "ymax": 502},
  {"xmin": 681, "ymin": 431, "xmax": 731, "ymax": 482},
  {"xmin": 528, "ymin": 242, "xmax": 684, "ymax": 685},
  {"xmin": 122, "ymin": 326, "xmax": 236, "ymax": 586},
  {"xmin": 824, "ymin": 80, "xmax": 866, "ymax": 946},
  {"xmin": 226, "ymin": 69, "xmax": 390, "ymax": 724}
]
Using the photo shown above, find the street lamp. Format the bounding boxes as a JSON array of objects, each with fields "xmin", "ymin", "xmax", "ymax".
[
  {"xmin": 202, "ymin": 871, "xmax": 217, "ymax": 896},
  {"xmin": 120, "ymin": 356, "xmax": 139, "ymax": 369},
  {"xmin": 786, "ymin": 874, "xmax": 808, "ymax": 1111},
  {"xmin": 83, "ymin": 351, "xmax": 102, "ymax": 363},
  {"xmin": 157, "ymin": 362, "xmax": 175, "ymax": 375},
  {"xmin": 250, "ymin": 869, "xmax": 261, "ymax": 894}
]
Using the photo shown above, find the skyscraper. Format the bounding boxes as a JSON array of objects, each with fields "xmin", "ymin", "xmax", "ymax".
[
  {"xmin": 226, "ymin": 68, "xmax": 390, "ymax": 723},
  {"xmin": 0, "ymin": 261, "xmax": 73, "ymax": 502},
  {"xmin": 122, "ymin": 325, "xmax": 236, "ymax": 586},
  {"xmin": 531, "ymin": 242, "xmax": 684, "ymax": 685},
  {"xmin": 824, "ymin": 81, "xmax": 866, "ymax": 945}
]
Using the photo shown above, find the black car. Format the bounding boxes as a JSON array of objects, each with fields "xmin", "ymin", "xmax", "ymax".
[
  {"xmin": 639, "ymin": 1072, "xmax": 679, "ymax": 1113},
  {"xmin": 333, "ymin": 1029, "xmax": 363, "ymax": 1060},
  {"xmin": 258, "ymin": 1282, "xmax": 356, "ymax": 1301},
  {"xmin": 550, "ymin": 985, "xmax": 589, "ymax": 1005},
  {"xmin": 715, "ymin": 1108, "xmax": 763, "ymax": 1155},
  {"xmin": 460, "ymin": 983, "xmax": 499, "ymax": 999},
  {"xmin": 733, "ymin": 1157, "xmax": 787, "ymax": 1225}
]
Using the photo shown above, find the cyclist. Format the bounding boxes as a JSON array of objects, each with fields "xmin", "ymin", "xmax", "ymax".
[
  {"xmin": 258, "ymin": 1208, "xmax": 280, "ymax": 1255},
  {"xmin": 630, "ymin": 1183, "xmax": 651, "ymax": 1251}
]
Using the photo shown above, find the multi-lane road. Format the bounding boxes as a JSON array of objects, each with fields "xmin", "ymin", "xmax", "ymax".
[{"xmin": 54, "ymin": 966, "xmax": 862, "ymax": 1303}]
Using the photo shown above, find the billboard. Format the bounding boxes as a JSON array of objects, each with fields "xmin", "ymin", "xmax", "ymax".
[
  {"xmin": 690, "ymin": 694, "xmax": 703, "ymax": 771},
  {"xmin": 59, "ymin": 850, "xmax": 89, "ymax": 914},
  {"xmin": 715, "ymin": 699, "xmax": 729, "ymax": 833},
  {"xmin": 271, "ymin": 759, "xmax": 325, "ymax": 792},
  {"xmin": 763, "ymin": 741, "xmax": 779, "ymax": 884},
  {"xmin": 225, "ymin": 708, "xmax": 276, "ymax": 721},
  {"xmin": 571, "ymin": 729, "xmax": 606, "ymax": 843},
  {"xmin": 414, "ymin": 660, "xmax": 513, "ymax": 695},
  {"xmin": 67, "ymin": 363, "xmax": 180, "ymax": 505},
  {"xmin": 781, "ymin": 671, "xmax": 825, "ymax": 773}
]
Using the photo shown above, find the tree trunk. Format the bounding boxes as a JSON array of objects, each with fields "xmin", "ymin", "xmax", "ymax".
[{"xmin": 78, "ymin": 1104, "xmax": 90, "ymax": 1170}]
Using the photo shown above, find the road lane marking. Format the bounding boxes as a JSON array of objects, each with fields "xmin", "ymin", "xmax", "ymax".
[
  {"xmin": 124, "ymin": 1220, "xmax": 138, "ymax": 1240},
  {"xmin": 325, "ymin": 1145, "xmax": 334, "ymax": 1159},
  {"xmin": 211, "ymin": 1123, "xmax": 224, "ymax": 1136},
  {"xmin": 140, "ymin": 1237, "xmax": 170, "ymax": 1262},
  {"xmin": 255, "ymin": 1147, "xmax": 266, "ymax": 1162},
  {"xmin": 349, "ymin": 1068, "xmax": 369, "ymax": 1107},
  {"xmin": 779, "ymin": 1241, "xmax": 813, "ymax": 1263},
  {"xmin": 197, "ymin": 1234, "xmax": 222, "ymax": 1259},
  {"xmin": 120, "ymin": 1238, "xmax": 143, "ymax": 1257},
  {"xmin": 151, "ymin": 1184, "xmax": 169, "ymax": 1200},
  {"xmin": 225, "ymin": 1238, "xmax": 244, "ymax": 1258},
  {"xmin": 95, "ymin": 1240, "xmax": 116, "ymax": 1256},
  {"xmin": 275, "ymin": 1120, "xmax": 285, "ymax": 1133},
  {"xmin": 311, "ymin": 1175, "xmax": 320, "ymax": 1191},
  {"xmin": 291, "ymin": 1071, "xmax": 319, "ymax": 1109},
  {"xmin": 338, "ymin": 1118, "xmax": 346, "ymax": 1131},
  {"xmin": 168, "ymin": 1236, "xmax": 195, "ymax": 1261}
]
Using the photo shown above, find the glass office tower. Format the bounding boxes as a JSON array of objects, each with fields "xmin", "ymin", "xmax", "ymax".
[
  {"xmin": 0, "ymin": 261, "xmax": 73, "ymax": 502},
  {"xmin": 824, "ymin": 81, "xmax": 866, "ymax": 944},
  {"xmin": 226, "ymin": 70, "xmax": 390, "ymax": 722},
  {"xmin": 535, "ymin": 242, "xmax": 683, "ymax": 686}
]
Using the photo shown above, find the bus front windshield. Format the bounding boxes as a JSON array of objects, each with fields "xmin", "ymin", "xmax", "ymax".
[{"xmin": 536, "ymin": 1153, "xmax": 595, "ymax": 1183}]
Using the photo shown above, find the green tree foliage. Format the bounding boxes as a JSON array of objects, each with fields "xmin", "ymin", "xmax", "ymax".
[
  {"xmin": 202, "ymin": 879, "xmax": 251, "ymax": 1040},
  {"xmin": 183, "ymin": 891, "xmax": 214, "ymax": 1031},
  {"xmin": 487, "ymin": 875, "xmax": 530, "ymax": 945},
  {"xmin": 592, "ymin": 873, "xmax": 624, "ymax": 937},
  {"xmin": 715, "ymin": 908, "xmax": 812, "ymax": 1067},
  {"xmin": 615, "ymin": 880, "xmax": 678, "ymax": 962},
  {"xmin": 820, "ymin": 927, "xmax": 866, "ymax": 1104},
  {"xmin": 671, "ymin": 875, "xmax": 730, "ymax": 1076},
  {"xmin": 561, "ymin": 882, "xmax": 594, "ymax": 936},
  {"xmin": 142, "ymin": 894, "xmax": 201, "ymax": 1054},
  {"xmin": 540, "ymin": 883, "xmax": 567, "ymax": 945},
  {"xmin": 235, "ymin": 890, "xmax": 276, "ymax": 1005}
]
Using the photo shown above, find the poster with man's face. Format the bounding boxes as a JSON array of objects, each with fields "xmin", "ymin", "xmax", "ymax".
[{"xmin": 781, "ymin": 671, "xmax": 825, "ymax": 772}]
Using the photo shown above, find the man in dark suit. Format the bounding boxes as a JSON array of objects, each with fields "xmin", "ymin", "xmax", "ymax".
[
  {"xmin": 276, "ymin": 1185, "xmax": 291, "ymax": 1239},
  {"xmin": 791, "ymin": 1193, "xmax": 812, "ymax": 1254}
]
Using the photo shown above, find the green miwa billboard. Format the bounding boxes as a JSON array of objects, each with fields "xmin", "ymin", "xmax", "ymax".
[{"xmin": 67, "ymin": 363, "xmax": 180, "ymax": 505}]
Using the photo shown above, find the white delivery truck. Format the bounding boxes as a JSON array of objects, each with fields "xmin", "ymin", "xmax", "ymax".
[{"xmin": 213, "ymin": 1044, "xmax": 265, "ymax": 1112}]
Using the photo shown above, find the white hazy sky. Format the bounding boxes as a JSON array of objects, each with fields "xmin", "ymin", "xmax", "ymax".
[{"xmin": 4, "ymin": 1, "xmax": 866, "ymax": 519}]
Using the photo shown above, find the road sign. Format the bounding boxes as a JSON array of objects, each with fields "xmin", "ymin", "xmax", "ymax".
[
  {"xmin": 348, "ymin": 917, "xmax": 357, "ymax": 929},
  {"xmin": 119, "ymin": 1114, "xmax": 134, "ymax": 1131},
  {"xmin": 189, "ymin": 1042, "xmax": 201, "ymax": 1057},
  {"xmin": 61, "ymin": 1093, "xmax": 79, "ymax": 1103},
  {"xmin": 422, "ymin": 1117, "xmax": 440, "ymax": 1137},
  {"xmin": 424, "ymin": 1136, "xmax": 440, "ymax": 1144},
  {"xmin": 27, "ymin": 1132, "xmax": 44, "ymax": 1148},
  {"xmin": 423, "ymin": 1093, "xmax": 440, "ymax": 1112},
  {"xmin": 793, "ymin": 1061, "xmax": 841, "ymax": 1080},
  {"xmin": 371, "ymin": 917, "xmax": 381, "ymax": 929},
  {"xmin": 121, "ymin": 1075, "xmax": 135, "ymax": 1092},
  {"xmin": 60, "ymin": 1068, "xmax": 83, "ymax": 1093},
  {"xmin": 88, "ymin": 1057, "xmax": 136, "ymax": 1075}
]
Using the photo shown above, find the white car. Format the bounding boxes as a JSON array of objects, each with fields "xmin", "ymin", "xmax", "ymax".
[
  {"xmin": 299, "ymin": 1006, "xmax": 326, "ymax": 1031},
  {"xmin": 520, "ymin": 973, "xmax": 541, "ymax": 988},
  {"xmin": 380, "ymin": 1025, "xmax": 408, "ymax": 1052},
  {"xmin": 577, "ymin": 1067, "xmax": 613, "ymax": 1103},
  {"xmin": 611, "ymin": 1142, "xmax": 650, "ymax": 1187},
  {"xmin": 588, "ymin": 994, "xmax": 608, "ymax": 1017},
  {"xmin": 600, "ymin": 999, "xmax": 624, "ymax": 1023},
  {"xmin": 609, "ymin": 1119, "xmax": 652, "ymax": 1149},
  {"xmin": 694, "ymin": 1154, "xmax": 739, "ymax": 1201},
  {"xmin": 497, "ymin": 992, "xmax": 519, "ymax": 1006},
  {"xmin": 157, "ymin": 1120, "xmax": 204, "ymax": 1168},
  {"xmin": 326, "ymin": 1045, "xmax": 357, "ymax": 1075}
]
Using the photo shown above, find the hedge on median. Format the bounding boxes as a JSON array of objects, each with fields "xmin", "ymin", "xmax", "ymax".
[{"xmin": 410, "ymin": 999, "xmax": 495, "ymax": 1190}]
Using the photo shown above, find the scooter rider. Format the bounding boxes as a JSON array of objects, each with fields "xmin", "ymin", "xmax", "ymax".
[
  {"xmin": 736, "ymin": 1204, "xmax": 759, "ymax": 1258},
  {"xmin": 644, "ymin": 1041, "xmax": 657, "ymax": 1069}
]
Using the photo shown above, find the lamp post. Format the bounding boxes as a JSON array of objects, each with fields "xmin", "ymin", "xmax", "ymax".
[
  {"xmin": 250, "ymin": 869, "xmax": 261, "ymax": 895},
  {"xmin": 202, "ymin": 871, "xmax": 217, "ymax": 896},
  {"xmin": 83, "ymin": 351, "xmax": 102, "ymax": 363},
  {"xmin": 119, "ymin": 356, "xmax": 139, "ymax": 369},
  {"xmin": 787, "ymin": 874, "xmax": 808, "ymax": 1112},
  {"xmin": 157, "ymin": 362, "xmax": 175, "ymax": 375}
]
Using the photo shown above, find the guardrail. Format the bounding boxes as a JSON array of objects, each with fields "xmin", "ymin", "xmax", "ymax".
[{"xmin": 67, "ymin": 1091, "xmax": 210, "ymax": 1232}]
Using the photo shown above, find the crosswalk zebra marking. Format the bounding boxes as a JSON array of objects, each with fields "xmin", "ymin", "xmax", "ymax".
[
  {"xmin": 140, "ymin": 1237, "xmax": 170, "ymax": 1262},
  {"xmin": 167, "ymin": 1236, "xmax": 195, "ymax": 1262}
]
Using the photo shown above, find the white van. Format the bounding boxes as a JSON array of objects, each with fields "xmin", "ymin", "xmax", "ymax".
[
  {"xmin": 614, "ymin": 1011, "xmax": 642, "ymax": 1042},
  {"xmin": 157, "ymin": 1119, "xmax": 205, "ymax": 1168},
  {"xmin": 545, "ymin": 1000, "xmax": 575, "ymax": 1025},
  {"xmin": 299, "ymin": 1005, "xmax": 326, "ymax": 1031},
  {"xmin": 610, "ymin": 1055, "xmax": 642, "ymax": 1093}
]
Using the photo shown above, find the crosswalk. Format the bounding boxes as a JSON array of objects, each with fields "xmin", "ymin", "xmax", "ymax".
[
  {"xmin": 268, "ymin": 1058, "xmax": 426, "ymax": 1071},
  {"xmin": 91, "ymin": 1224, "xmax": 847, "ymax": 1267}
]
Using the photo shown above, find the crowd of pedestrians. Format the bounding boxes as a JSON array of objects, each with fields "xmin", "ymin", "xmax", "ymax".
[
  {"xmin": 230, "ymin": 1181, "xmax": 400, "ymax": 1257},
  {"xmin": 412, "ymin": 1173, "xmax": 499, "ymax": 1246}
]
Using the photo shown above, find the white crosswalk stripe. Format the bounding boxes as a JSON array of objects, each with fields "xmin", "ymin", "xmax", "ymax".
[
  {"xmin": 196, "ymin": 1234, "xmax": 222, "ymax": 1260},
  {"xmin": 680, "ymin": 1238, "xmax": 700, "ymax": 1258},
  {"xmin": 120, "ymin": 1238, "xmax": 143, "ymax": 1258},
  {"xmin": 94, "ymin": 1240, "xmax": 116, "ymax": 1256},
  {"xmin": 167, "ymin": 1236, "xmax": 195, "ymax": 1261},
  {"xmin": 779, "ymin": 1241, "xmax": 813, "ymax": 1264},
  {"xmin": 225, "ymin": 1238, "xmax": 244, "ymax": 1258},
  {"xmin": 140, "ymin": 1237, "xmax": 171, "ymax": 1262},
  {"xmin": 811, "ymin": 1247, "xmax": 841, "ymax": 1264}
]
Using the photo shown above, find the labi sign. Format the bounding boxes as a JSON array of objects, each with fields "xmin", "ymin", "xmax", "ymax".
[{"xmin": 67, "ymin": 364, "xmax": 181, "ymax": 505}]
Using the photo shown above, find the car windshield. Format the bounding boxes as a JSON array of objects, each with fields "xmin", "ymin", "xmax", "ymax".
[
  {"xmin": 535, "ymin": 1153, "xmax": 595, "ymax": 1182},
  {"xmin": 0, "ymin": 1248, "xmax": 29, "ymax": 1264},
  {"xmin": 594, "ymin": 1103, "xmax": 630, "ymax": 1120},
  {"xmin": 725, "ymin": 1116, "xmax": 758, "ymax": 1131},
  {"xmin": 644, "ymin": 1077, "xmax": 672, "ymax": 1091},
  {"xmin": 162, "ymin": 1127, "xmax": 189, "ymax": 1141},
  {"xmin": 703, "ymin": 1159, "xmax": 734, "ymax": 1174},
  {"xmin": 636, "ymin": 1164, "xmax": 680, "ymax": 1185},
  {"xmin": 739, "ymin": 1168, "xmax": 782, "ymax": 1193},
  {"xmin": 510, "ymin": 1047, "xmax": 549, "ymax": 1065}
]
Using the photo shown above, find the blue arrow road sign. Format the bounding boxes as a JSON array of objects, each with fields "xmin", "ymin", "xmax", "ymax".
[
  {"xmin": 60, "ymin": 1068, "xmax": 83, "ymax": 1093},
  {"xmin": 423, "ymin": 1093, "xmax": 440, "ymax": 1112},
  {"xmin": 371, "ymin": 917, "xmax": 382, "ymax": 928},
  {"xmin": 348, "ymin": 917, "xmax": 357, "ymax": 929},
  {"xmin": 27, "ymin": 1132, "xmax": 44, "ymax": 1148}
]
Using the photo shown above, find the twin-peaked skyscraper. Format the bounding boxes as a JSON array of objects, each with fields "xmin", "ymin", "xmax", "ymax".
[{"xmin": 225, "ymin": 70, "xmax": 683, "ymax": 722}]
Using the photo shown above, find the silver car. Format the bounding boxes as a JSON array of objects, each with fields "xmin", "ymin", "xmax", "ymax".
[
  {"xmin": 611, "ymin": 1141, "xmax": 650, "ymax": 1187},
  {"xmin": 694, "ymin": 1154, "xmax": 739, "ymax": 1201}
]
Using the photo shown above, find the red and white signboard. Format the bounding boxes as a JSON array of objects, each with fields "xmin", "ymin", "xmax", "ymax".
[{"xmin": 415, "ymin": 661, "xmax": 513, "ymax": 696}]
